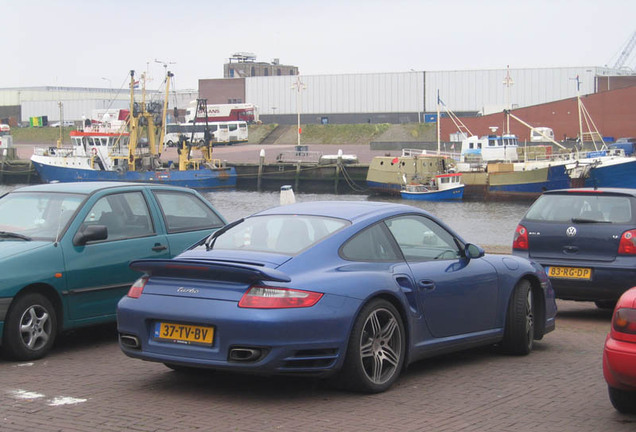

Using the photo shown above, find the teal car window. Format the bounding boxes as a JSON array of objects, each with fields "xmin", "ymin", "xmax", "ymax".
[
  {"xmin": 0, "ymin": 192, "xmax": 84, "ymax": 240},
  {"xmin": 154, "ymin": 191, "xmax": 224, "ymax": 233},
  {"xmin": 82, "ymin": 192, "xmax": 153, "ymax": 241}
]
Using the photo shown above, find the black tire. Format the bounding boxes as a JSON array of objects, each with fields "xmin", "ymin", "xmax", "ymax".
[
  {"xmin": 3, "ymin": 293, "xmax": 57, "ymax": 360},
  {"xmin": 608, "ymin": 386, "xmax": 636, "ymax": 414},
  {"xmin": 502, "ymin": 280, "xmax": 534, "ymax": 355},
  {"xmin": 594, "ymin": 300, "xmax": 617, "ymax": 310},
  {"xmin": 166, "ymin": 140, "xmax": 174, "ymax": 147},
  {"xmin": 339, "ymin": 299, "xmax": 405, "ymax": 393}
]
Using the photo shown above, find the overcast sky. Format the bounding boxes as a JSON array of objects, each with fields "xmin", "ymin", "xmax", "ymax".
[{"xmin": 3, "ymin": 0, "xmax": 635, "ymax": 91}]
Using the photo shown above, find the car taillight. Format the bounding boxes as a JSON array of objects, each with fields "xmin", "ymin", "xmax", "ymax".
[
  {"xmin": 618, "ymin": 229, "xmax": 636, "ymax": 255},
  {"xmin": 613, "ymin": 308, "xmax": 636, "ymax": 334},
  {"xmin": 512, "ymin": 224, "xmax": 529, "ymax": 250},
  {"xmin": 238, "ymin": 286, "xmax": 323, "ymax": 309},
  {"xmin": 127, "ymin": 276, "xmax": 148, "ymax": 299}
]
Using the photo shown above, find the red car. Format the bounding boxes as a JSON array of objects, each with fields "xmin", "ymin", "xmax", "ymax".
[{"xmin": 603, "ymin": 286, "xmax": 636, "ymax": 414}]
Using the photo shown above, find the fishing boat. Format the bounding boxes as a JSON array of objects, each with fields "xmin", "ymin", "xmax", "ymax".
[
  {"xmin": 366, "ymin": 151, "xmax": 456, "ymax": 195},
  {"xmin": 30, "ymin": 71, "xmax": 236, "ymax": 190},
  {"xmin": 400, "ymin": 173, "xmax": 464, "ymax": 201}
]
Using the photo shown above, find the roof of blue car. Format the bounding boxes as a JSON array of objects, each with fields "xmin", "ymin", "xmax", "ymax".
[{"xmin": 256, "ymin": 200, "xmax": 422, "ymax": 221}]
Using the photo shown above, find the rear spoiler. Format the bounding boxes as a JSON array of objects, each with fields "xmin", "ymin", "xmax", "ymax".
[{"xmin": 130, "ymin": 259, "xmax": 291, "ymax": 284}]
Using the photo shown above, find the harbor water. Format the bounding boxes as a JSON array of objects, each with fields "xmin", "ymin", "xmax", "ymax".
[{"xmin": 0, "ymin": 185, "xmax": 530, "ymax": 250}]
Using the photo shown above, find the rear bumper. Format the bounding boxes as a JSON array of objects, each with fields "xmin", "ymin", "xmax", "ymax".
[
  {"xmin": 603, "ymin": 335, "xmax": 636, "ymax": 390},
  {"xmin": 537, "ymin": 263, "xmax": 636, "ymax": 301},
  {"xmin": 117, "ymin": 293, "xmax": 359, "ymax": 376}
]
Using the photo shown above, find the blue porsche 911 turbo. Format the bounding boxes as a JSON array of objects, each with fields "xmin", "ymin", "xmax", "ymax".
[{"xmin": 117, "ymin": 201, "xmax": 556, "ymax": 393}]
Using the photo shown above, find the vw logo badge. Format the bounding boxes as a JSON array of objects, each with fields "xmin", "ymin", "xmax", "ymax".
[{"xmin": 566, "ymin": 226, "xmax": 577, "ymax": 237}]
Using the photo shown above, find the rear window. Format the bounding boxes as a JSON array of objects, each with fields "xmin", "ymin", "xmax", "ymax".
[
  {"xmin": 212, "ymin": 215, "xmax": 349, "ymax": 255},
  {"xmin": 524, "ymin": 194, "xmax": 633, "ymax": 223}
]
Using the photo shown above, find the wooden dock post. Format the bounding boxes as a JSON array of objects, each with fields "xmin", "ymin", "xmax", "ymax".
[
  {"xmin": 295, "ymin": 162, "xmax": 301, "ymax": 191},
  {"xmin": 334, "ymin": 149, "xmax": 343, "ymax": 194},
  {"xmin": 257, "ymin": 149, "xmax": 265, "ymax": 192}
]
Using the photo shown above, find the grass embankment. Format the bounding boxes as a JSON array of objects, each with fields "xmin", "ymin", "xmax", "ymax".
[
  {"xmin": 12, "ymin": 123, "xmax": 437, "ymax": 146},
  {"xmin": 300, "ymin": 124, "xmax": 391, "ymax": 144}
]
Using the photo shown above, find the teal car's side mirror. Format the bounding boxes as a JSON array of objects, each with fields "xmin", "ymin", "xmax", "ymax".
[{"xmin": 73, "ymin": 224, "xmax": 108, "ymax": 246}]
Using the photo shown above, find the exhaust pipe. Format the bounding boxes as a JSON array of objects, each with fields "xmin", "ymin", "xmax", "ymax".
[
  {"xmin": 119, "ymin": 334, "xmax": 140, "ymax": 349},
  {"xmin": 229, "ymin": 347, "xmax": 262, "ymax": 362}
]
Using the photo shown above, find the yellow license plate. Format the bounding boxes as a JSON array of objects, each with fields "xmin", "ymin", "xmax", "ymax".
[
  {"xmin": 547, "ymin": 266, "xmax": 592, "ymax": 280},
  {"xmin": 154, "ymin": 322, "xmax": 214, "ymax": 346}
]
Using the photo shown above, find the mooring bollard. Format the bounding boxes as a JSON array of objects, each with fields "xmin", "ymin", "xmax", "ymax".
[{"xmin": 280, "ymin": 185, "xmax": 295, "ymax": 205}]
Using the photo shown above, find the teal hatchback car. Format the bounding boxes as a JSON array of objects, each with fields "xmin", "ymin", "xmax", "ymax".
[{"xmin": 0, "ymin": 182, "xmax": 226, "ymax": 360}]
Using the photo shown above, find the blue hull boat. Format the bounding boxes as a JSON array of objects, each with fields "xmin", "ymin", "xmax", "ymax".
[
  {"xmin": 400, "ymin": 184, "xmax": 464, "ymax": 201},
  {"xmin": 31, "ymin": 160, "xmax": 236, "ymax": 190}
]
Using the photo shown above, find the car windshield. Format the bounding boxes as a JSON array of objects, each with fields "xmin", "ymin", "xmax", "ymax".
[
  {"xmin": 211, "ymin": 214, "xmax": 350, "ymax": 254},
  {"xmin": 0, "ymin": 191, "xmax": 85, "ymax": 240},
  {"xmin": 525, "ymin": 194, "xmax": 633, "ymax": 223}
]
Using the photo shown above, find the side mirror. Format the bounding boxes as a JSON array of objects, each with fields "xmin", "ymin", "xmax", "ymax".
[
  {"xmin": 465, "ymin": 243, "xmax": 485, "ymax": 259},
  {"xmin": 73, "ymin": 224, "xmax": 108, "ymax": 246}
]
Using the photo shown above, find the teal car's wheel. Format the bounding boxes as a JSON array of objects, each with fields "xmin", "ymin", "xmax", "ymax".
[
  {"xmin": 340, "ymin": 299, "xmax": 405, "ymax": 393},
  {"xmin": 3, "ymin": 293, "xmax": 57, "ymax": 360}
]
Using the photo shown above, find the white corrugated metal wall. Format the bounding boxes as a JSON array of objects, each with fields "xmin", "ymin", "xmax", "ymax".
[
  {"xmin": 246, "ymin": 72, "xmax": 424, "ymax": 115},
  {"xmin": 21, "ymin": 99, "xmax": 130, "ymax": 122},
  {"xmin": 426, "ymin": 67, "xmax": 599, "ymax": 113},
  {"xmin": 0, "ymin": 87, "xmax": 196, "ymax": 122},
  {"xmin": 247, "ymin": 67, "xmax": 609, "ymax": 115}
]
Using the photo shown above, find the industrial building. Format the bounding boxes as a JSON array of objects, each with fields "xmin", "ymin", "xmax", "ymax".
[
  {"xmin": 200, "ymin": 66, "xmax": 635, "ymax": 126},
  {"xmin": 1, "ymin": 60, "xmax": 634, "ymax": 142},
  {"xmin": 0, "ymin": 84, "xmax": 196, "ymax": 127}
]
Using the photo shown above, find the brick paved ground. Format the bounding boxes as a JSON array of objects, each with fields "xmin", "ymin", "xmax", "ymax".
[{"xmin": 1, "ymin": 300, "xmax": 635, "ymax": 432}]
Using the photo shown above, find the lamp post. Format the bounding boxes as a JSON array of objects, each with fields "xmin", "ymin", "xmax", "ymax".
[
  {"xmin": 502, "ymin": 65, "xmax": 514, "ymax": 134},
  {"xmin": 291, "ymin": 75, "xmax": 306, "ymax": 147}
]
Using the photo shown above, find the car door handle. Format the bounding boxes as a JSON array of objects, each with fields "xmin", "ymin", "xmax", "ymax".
[
  {"xmin": 152, "ymin": 243, "xmax": 168, "ymax": 252},
  {"xmin": 418, "ymin": 280, "xmax": 435, "ymax": 291}
]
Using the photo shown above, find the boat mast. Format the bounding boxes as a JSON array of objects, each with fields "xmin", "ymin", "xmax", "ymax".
[
  {"xmin": 159, "ymin": 71, "xmax": 173, "ymax": 155},
  {"xmin": 436, "ymin": 90, "xmax": 441, "ymax": 155},
  {"xmin": 128, "ymin": 70, "xmax": 139, "ymax": 171},
  {"xmin": 574, "ymin": 75, "xmax": 603, "ymax": 151}
]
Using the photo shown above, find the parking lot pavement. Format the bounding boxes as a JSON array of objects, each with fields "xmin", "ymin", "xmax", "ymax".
[{"xmin": 1, "ymin": 300, "xmax": 635, "ymax": 432}]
